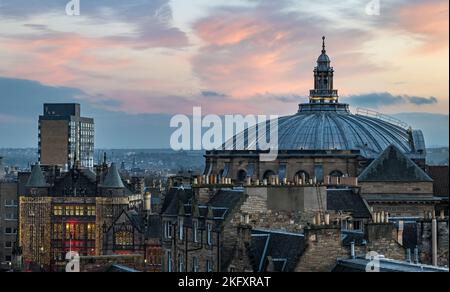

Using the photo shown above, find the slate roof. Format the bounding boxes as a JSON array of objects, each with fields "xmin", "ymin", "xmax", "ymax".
[
  {"xmin": 101, "ymin": 163, "xmax": 125, "ymax": 188},
  {"xmin": 327, "ymin": 188, "xmax": 371, "ymax": 219},
  {"xmin": 333, "ymin": 257, "xmax": 448, "ymax": 272},
  {"xmin": 427, "ymin": 166, "xmax": 449, "ymax": 198},
  {"xmin": 26, "ymin": 164, "xmax": 48, "ymax": 188},
  {"xmin": 341, "ymin": 230, "xmax": 366, "ymax": 246},
  {"xmin": 249, "ymin": 229, "xmax": 305, "ymax": 272},
  {"xmin": 358, "ymin": 145, "xmax": 433, "ymax": 182},
  {"xmin": 162, "ymin": 187, "xmax": 194, "ymax": 215}
]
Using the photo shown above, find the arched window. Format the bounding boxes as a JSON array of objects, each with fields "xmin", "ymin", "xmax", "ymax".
[
  {"xmin": 263, "ymin": 170, "xmax": 276, "ymax": 180},
  {"xmin": 237, "ymin": 170, "xmax": 247, "ymax": 183},
  {"xmin": 294, "ymin": 171, "xmax": 310, "ymax": 182},
  {"xmin": 329, "ymin": 170, "xmax": 344, "ymax": 177}
]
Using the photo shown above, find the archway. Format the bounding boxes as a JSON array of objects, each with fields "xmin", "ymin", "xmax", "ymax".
[
  {"xmin": 237, "ymin": 169, "xmax": 247, "ymax": 183},
  {"xmin": 294, "ymin": 171, "xmax": 310, "ymax": 182},
  {"xmin": 263, "ymin": 170, "xmax": 276, "ymax": 181},
  {"xmin": 329, "ymin": 170, "xmax": 344, "ymax": 177}
]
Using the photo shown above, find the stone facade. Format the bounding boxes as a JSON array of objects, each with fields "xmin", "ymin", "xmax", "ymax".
[{"xmin": 0, "ymin": 181, "xmax": 18, "ymax": 265}]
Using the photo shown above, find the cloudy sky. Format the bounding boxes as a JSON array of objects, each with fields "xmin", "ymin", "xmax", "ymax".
[{"xmin": 0, "ymin": 0, "xmax": 448, "ymax": 148}]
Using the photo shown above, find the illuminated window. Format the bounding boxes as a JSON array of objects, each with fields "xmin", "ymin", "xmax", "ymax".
[
  {"xmin": 53, "ymin": 206, "xmax": 63, "ymax": 216},
  {"xmin": 115, "ymin": 231, "xmax": 133, "ymax": 247},
  {"xmin": 53, "ymin": 224, "xmax": 62, "ymax": 240},
  {"xmin": 87, "ymin": 224, "xmax": 95, "ymax": 240},
  {"xmin": 75, "ymin": 206, "xmax": 84, "ymax": 216},
  {"xmin": 87, "ymin": 206, "xmax": 96, "ymax": 216},
  {"xmin": 65, "ymin": 206, "xmax": 75, "ymax": 216},
  {"xmin": 65, "ymin": 223, "xmax": 75, "ymax": 240}
]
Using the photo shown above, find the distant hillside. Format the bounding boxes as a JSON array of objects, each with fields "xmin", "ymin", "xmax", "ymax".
[
  {"xmin": 1, "ymin": 147, "xmax": 448, "ymax": 170},
  {"xmin": 426, "ymin": 147, "xmax": 449, "ymax": 166}
]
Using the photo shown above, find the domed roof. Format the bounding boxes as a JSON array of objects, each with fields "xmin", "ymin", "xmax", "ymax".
[
  {"xmin": 317, "ymin": 53, "xmax": 330, "ymax": 63},
  {"xmin": 225, "ymin": 105, "xmax": 425, "ymax": 159},
  {"xmin": 217, "ymin": 37, "xmax": 427, "ymax": 160}
]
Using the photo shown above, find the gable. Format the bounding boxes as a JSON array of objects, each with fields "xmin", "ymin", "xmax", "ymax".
[{"xmin": 358, "ymin": 145, "xmax": 433, "ymax": 182}]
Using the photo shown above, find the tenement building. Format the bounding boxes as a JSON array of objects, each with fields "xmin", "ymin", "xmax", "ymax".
[
  {"xmin": 39, "ymin": 103, "xmax": 94, "ymax": 169},
  {"xmin": 18, "ymin": 161, "xmax": 134, "ymax": 271}
]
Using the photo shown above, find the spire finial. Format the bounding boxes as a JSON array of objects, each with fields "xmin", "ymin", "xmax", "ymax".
[{"xmin": 322, "ymin": 36, "xmax": 326, "ymax": 53}]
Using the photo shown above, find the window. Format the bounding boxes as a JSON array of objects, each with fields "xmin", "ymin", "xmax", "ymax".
[
  {"xmin": 167, "ymin": 251, "xmax": 173, "ymax": 272},
  {"xmin": 164, "ymin": 221, "xmax": 173, "ymax": 239},
  {"xmin": 5, "ymin": 213, "xmax": 17, "ymax": 220},
  {"xmin": 353, "ymin": 220, "xmax": 362, "ymax": 231},
  {"xmin": 65, "ymin": 206, "xmax": 75, "ymax": 216},
  {"xmin": 115, "ymin": 231, "xmax": 133, "ymax": 247},
  {"xmin": 207, "ymin": 223, "xmax": 213, "ymax": 246},
  {"xmin": 53, "ymin": 206, "xmax": 63, "ymax": 216},
  {"xmin": 192, "ymin": 257, "xmax": 199, "ymax": 272},
  {"xmin": 178, "ymin": 254, "xmax": 185, "ymax": 272},
  {"xmin": 5, "ymin": 241, "xmax": 12, "ymax": 248},
  {"xmin": 5, "ymin": 200, "xmax": 17, "ymax": 207},
  {"xmin": 193, "ymin": 220, "xmax": 199, "ymax": 243},
  {"xmin": 206, "ymin": 260, "xmax": 213, "ymax": 272},
  {"xmin": 75, "ymin": 206, "xmax": 84, "ymax": 216},
  {"xmin": 87, "ymin": 206, "xmax": 96, "ymax": 216},
  {"xmin": 52, "ymin": 224, "xmax": 62, "ymax": 240},
  {"xmin": 5, "ymin": 227, "xmax": 16, "ymax": 234},
  {"xmin": 87, "ymin": 224, "xmax": 95, "ymax": 240},
  {"xmin": 179, "ymin": 219, "xmax": 184, "ymax": 241}
]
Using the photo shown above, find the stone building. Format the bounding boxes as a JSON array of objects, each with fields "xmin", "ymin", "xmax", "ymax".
[
  {"xmin": 18, "ymin": 162, "xmax": 134, "ymax": 271},
  {"xmin": 102, "ymin": 205, "xmax": 163, "ymax": 272},
  {"xmin": 204, "ymin": 37, "xmax": 427, "ymax": 184},
  {"xmin": 161, "ymin": 187, "xmax": 247, "ymax": 272},
  {"xmin": 0, "ymin": 170, "xmax": 18, "ymax": 268},
  {"xmin": 358, "ymin": 145, "xmax": 436, "ymax": 217}
]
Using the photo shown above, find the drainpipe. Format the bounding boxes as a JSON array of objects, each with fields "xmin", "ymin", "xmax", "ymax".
[
  {"xmin": 432, "ymin": 216, "xmax": 438, "ymax": 266},
  {"xmin": 350, "ymin": 241, "xmax": 355, "ymax": 259}
]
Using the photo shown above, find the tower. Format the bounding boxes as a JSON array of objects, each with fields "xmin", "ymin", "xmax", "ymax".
[{"xmin": 309, "ymin": 36, "xmax": 339, "ymax": 104}]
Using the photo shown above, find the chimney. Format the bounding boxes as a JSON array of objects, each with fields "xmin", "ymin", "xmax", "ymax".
[
  {"xmin": 143, "ymin": 191, "xmax": 152, "ymax": 214},
  {"xmin": 397, "ymin": 220, "xmax": 404, "ymax": 245},
  {"xmin": 406, "ymin": 248, "xmax": 412, "ymax": 263}
]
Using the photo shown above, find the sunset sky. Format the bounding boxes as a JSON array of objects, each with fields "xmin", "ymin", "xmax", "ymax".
[{"xmin": 0, "ymin": 0, "xmax": 448, "ymax": 148}]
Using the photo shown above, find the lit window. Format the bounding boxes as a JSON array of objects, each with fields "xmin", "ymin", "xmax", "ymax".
[
  {"xmin": 87, "ymin": 206, "xmax": 96, "ymax": 216},
  {"xmin": 53, "ymin": 206, "xmax": 63, "ymax": 216},
  {"xmin": 87, "ymin": 224, "xmax": 95, "ymax": 240},
  {"xmin": 115, "ymin": 231, "xmax": 133, "ymax": 247}
]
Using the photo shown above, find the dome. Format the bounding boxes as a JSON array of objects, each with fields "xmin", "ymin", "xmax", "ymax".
[
  {"xmin": 225, "ymin": 105, "xmax": 426, "ymax": 160},
  {"xmin": 317, "ymin": 53, "xmax": 330, "ymax": 63}
]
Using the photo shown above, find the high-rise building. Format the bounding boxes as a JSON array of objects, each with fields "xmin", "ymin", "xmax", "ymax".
[{"xmin": 38, "ymin": 104, "xmax": 94, "ymax": 169}]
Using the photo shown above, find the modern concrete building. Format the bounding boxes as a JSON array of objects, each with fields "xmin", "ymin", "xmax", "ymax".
[{"xmin": 38, "ymin": 103, "xmax": 94, "ymax": 169}]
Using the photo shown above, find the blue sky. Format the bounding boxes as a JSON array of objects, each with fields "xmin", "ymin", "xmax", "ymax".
[{"xmin": 0, "ymin": 0, "xmax": 448, "ymax": 148}]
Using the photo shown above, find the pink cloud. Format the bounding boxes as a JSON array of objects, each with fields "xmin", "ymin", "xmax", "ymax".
[{"xmin": 397, "ymin": 0, "xmax": 449, "ymax": 54}]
